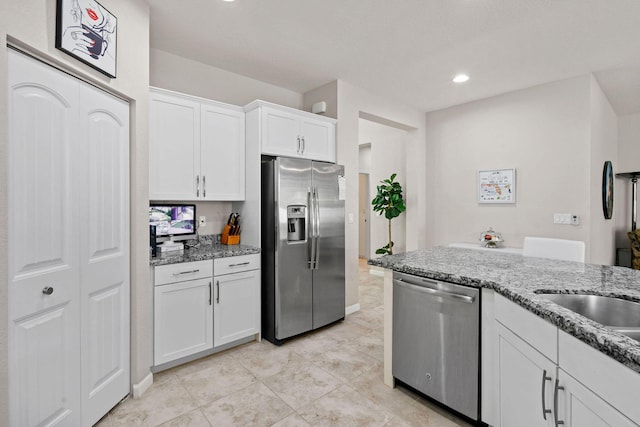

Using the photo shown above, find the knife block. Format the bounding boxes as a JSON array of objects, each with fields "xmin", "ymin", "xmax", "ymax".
[{"xmin": 221, "ymin": 225, "xmax": 240, "ymax": 245}]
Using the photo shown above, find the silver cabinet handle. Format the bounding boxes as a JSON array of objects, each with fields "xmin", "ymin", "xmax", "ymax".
[
  {"xmin": 554, "ymin": 379, "xmax": 565, "ymax": 426},
  {"xmin": 541, "ymin": 370, "xmax": 552, "ymax": 420},
  {"xmin": 228, "ymin": 262, "xmax": 250, "ymax": 267},
  {"xmin": 297, "ymin": 136, "xmax": 301, "ymax": 154},
  {"xmin": 216, "ymin": 280, "xmax": 220, "ymax": 304},
  {"xmin": 172, "ymin": 269, "xmax": 200, "ymax": 276},
  {"xmin": 196, "ymin": 175, "xmax": 200, "ymax": 198},
  {"xmin": 208, "ymin": 281, "xmax": 212, "ymax": 305},
  {"xmin": 301, "ymin": 136, "xmax": 306, "ymax": 154},
  {"xmin": 203, "ymin": 175, "xmax": 206, "ymax": 198},
  {"xmin": 42, "ymin": 286, "xmax": 54, "ymax": 295}
]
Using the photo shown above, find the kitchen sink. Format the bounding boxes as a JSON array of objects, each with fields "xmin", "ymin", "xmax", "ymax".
[{"xmin": 537, "ymin": 293, "xmax": 640, "ymax": 342}]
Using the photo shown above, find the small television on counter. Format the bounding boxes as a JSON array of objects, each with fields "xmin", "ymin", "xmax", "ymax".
[{"xmin": 149, "ymin": 204, "xmax": 196, "ymax": 242}]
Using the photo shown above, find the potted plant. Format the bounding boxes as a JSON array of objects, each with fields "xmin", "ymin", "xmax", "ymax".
[{"xmin": 371, "ymin": 173, "xmax": 406, "ymax": 255}]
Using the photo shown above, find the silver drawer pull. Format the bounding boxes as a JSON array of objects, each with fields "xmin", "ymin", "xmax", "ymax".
[
  {"xmin": 42, "ymin": 286, "xmax": 54, "ymax": 295},
  {"xmin": 172, "ymin": 269, "xmax": 200, "ymax": 276},
  {"xmin": 228, "ymin": 262, "xmax": 250, "ymax": 267}
]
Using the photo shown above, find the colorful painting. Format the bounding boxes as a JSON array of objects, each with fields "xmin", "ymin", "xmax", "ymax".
[
  {"xmin": 56, "ymin": 0, "xmax": 117, "ymax": 78},
  {"xmin": 478, "ymin": 169, "xmax": 516, "ymax": 204}
]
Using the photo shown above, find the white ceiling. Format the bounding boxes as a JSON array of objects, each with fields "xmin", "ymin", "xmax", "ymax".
[{"xmin": 148, "ymin": 0, "xmax": 640, "ymax": 115}]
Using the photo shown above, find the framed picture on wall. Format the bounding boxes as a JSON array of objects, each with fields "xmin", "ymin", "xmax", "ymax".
[
  {"xmin": 478, "ymin": 168, "xmax": 516, "ymax": 204},
  {"xmin": 55, "ymin": 0, "xmax": 118, "ymax": 78}
]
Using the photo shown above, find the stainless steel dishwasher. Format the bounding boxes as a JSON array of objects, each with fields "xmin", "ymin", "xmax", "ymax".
[{"xmin": 392, "ymin": 271, "xmax": 480, "ymax": 421}]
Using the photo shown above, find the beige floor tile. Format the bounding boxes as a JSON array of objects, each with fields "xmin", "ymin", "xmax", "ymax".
[
  {"xmin": 270, "ymin": 413, "xmax": 312, "ymax": 427},
  {"xmin": 178, "ymin": 357, "xmax": 257, "ymax": 407},
  {"xmin": 169, "ymin": 351, "xmax": 232, "ymax": 378},
  {"xmin": 262, "ymin": 363, "xmax": 342, "ymax": 409},
  {"xmin": 157, "ymin": 408, "xmax": 212, "ymax": 427},
  {"xmin": 235, "ymin": 340, "xmax": 306, "ymax": 378},
  {"xmin": 285, "ymin": 330, "xmax": 345, "ymax": 360},
  {"xmin": 297, "ymin": 384, "xmax": 393, "ymax": 426},
  {"xmin": 200, "ymin": 382, "xmax": 293, "ymax": 426},
  {"xmin": 109, "ymin": 381, "xmax": 197, "ymax": 427},
  {"xmin": 350, "ymin": 329, "xmax": 385, "ymax": 362},
  {"xmin": 94, "ymin": 413, "xmax": 112, "ymax": 427},
  {"xmin": 323, "ymin": 319, "xmax": 374, "ymax": 341},
  {"xmin": 311, "ymin": 344, "xmax": 379, "ymax": 383}
]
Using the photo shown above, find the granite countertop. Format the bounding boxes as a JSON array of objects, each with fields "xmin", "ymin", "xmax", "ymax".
[
  {"xmin": 150, "ymin": 238, "xmax": 260, "ymax": 267},
  {"xmin": 369, "ymin": 247, "xmax": 640, "ymax": 373}
]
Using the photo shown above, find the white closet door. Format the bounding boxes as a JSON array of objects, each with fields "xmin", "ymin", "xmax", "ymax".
[
  {"xmin": 79, "ymin": 83, "xmax": 130, "ymax": 426},
  {"xmin": 8, "ymin": 49, "xmax": 82, "ymax": 426}
]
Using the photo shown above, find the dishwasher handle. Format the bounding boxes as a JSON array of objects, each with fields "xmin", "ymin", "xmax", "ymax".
[{"xmin": 393, "ymin": 278, "xmax": 475, "ymax": 304}]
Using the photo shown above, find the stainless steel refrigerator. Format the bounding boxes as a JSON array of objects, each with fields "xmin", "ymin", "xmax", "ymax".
[{"xmin": 261, "ymin": 157, "xmax": 345, "ymax": 344}]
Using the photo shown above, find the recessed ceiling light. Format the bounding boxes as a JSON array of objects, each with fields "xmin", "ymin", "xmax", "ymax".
[
  {"xmin": 453, "ymin": 74, "xmax": 470, "ymax": 83},
  {"xmin": 223, "ymin": 0, "xmax": 236, "ymax": 2}
]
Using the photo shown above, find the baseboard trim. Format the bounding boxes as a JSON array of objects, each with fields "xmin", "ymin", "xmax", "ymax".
[
  {"xmin": 346, "ymin": 303, "xmax": 361, "ymax": 316},
  {"xmin": 132, "ymin": 372, "xmax": 153, "ymax": 398}
]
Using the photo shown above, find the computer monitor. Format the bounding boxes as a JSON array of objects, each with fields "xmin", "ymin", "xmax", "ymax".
[{"xmin": 149, "ymin": 204, "xmax": 196, "ymax": 242}]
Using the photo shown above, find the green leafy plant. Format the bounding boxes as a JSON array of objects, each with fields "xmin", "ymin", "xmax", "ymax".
[{"xmin": 371, "ymin": 173, "xmax": 406, "ymax": 255}]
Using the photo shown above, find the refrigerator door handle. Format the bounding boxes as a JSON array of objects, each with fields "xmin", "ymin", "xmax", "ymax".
[
  {"xmin": 313, "ymin": 186, "xmax": 320, "ymax": 269},
  {"xmin": 308, "ymin": 189, "xmax": 316, "ymax": 269}
]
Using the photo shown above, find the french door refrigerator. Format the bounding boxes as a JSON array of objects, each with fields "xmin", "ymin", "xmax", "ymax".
[{"xmin": 262, "ymin": 156, "xmax": 345, "ymax": 344}]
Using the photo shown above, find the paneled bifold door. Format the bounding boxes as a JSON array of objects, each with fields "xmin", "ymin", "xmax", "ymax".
[{"xmin": 8, "ymin": 49, "xmax": 130, "ymax": 427}]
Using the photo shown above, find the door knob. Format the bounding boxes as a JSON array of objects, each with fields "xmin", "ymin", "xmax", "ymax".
[{"xmin": 42, "ymin": 286, "xmax": 54, "ymax": 295}]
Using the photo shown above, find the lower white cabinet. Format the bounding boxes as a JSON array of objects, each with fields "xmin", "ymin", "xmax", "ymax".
[
  {"xmin": 558, "ymin": 369, "xmax": 636, "ymax": 427},
  {"xmin": 491, "ymin": 293, "xmax": 638, "ymax": 427},
  {"xmin": 154, "ymin": 261, "xmax": 213, "ymax": 366},
  {"xmin": 495, "ymin": 323, "xmax": 556, "ymax": 427},
  {"xmin": 213, "ymin": 254, "xmax": 261, "ymax": 347}
]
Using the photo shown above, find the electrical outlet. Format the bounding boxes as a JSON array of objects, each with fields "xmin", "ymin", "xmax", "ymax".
[
  {"xmin": 554, "ymin": 213, "xmax": 571, "ymax": 224},
  {"xmin": 199, "ymin": 216, "xmax": 206, "ymax": 227}
]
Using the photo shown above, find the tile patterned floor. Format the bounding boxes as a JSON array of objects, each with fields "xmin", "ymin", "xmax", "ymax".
[{"xmin": 96, "ymin": 259, "xmax": 471, "ymax": 426}]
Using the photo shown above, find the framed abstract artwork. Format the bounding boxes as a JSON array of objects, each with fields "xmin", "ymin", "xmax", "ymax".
[
  {"xmin": 55, "ymin": 0, "xmax": 118, "ymax": 78},
  {"xmin": 478, "ymin": 168, "xmax": 516, "ymax": 204}
]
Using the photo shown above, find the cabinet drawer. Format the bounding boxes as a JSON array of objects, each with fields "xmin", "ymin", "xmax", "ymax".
[
  {"xmin": 214, "ymin": 254, "xmax": 261, "ymax": 275},
  {"xmin": 155, "ymin": 260, "xmax": 213, "ymax": 285},
  {"xmin": 495, "ymin": 293, "xmax": 557, "ymax": 362}
]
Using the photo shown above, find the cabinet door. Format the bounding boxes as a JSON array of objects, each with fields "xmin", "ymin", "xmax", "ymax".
[
  {"xmin": 149, "ymin": 90, "xmax": 200, "ymax": 200},
  {"xmin": 495, "ymin": 322, "xmax": 556, "ymax": 427},
  {"xmin": 261, "ymin": 107, "xmax": 301, "ymax": 157},
  {"xmin": 558, "ymin": 369, "xmax": 636, "ymax": 427},
  {"xmin": 8, "ymin": 49, "xmax": 82, "ymax": 427},
  {"xmin": 214, "ymin": 270, "xmax": 260, "ymax": 347},
  {"xmin": 300, "ymin": 117, "xmax": 335, "ymax": 162},
  {"xmin": 200, "ymin": 102, "xmax": 245, "ymax": 200},
  {"xmin": 154, "ymin": 278, "xmax": 213, "ymax": 365}
]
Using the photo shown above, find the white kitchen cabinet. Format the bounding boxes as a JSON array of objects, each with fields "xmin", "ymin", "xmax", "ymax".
[
  {"xmin": 490, "ymin": 293, "xmax": 639, "ymax": 427},
  {"xmin": 154, "ymin": 261, "xmax": 214, "ymax": 365},
  {"xmin": 494, "ymin": 322, "xmax": 557, "ymax": 427},
  {"xmin": 149, "ymin": 87, "xmax": 245, "ymax": 201},
  {"xmin": 246, "ymin": 100, "xmax": 336, "ymax": 162},
  {"xmin": 558, "ymin": 369, "xmax": 636, "ymax": 427},
  {"xmin": 213, "ymin": 254, "xmax": 261, "ymax": 347}
]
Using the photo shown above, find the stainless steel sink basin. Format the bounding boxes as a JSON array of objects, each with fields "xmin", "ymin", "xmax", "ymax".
[{"xmin": 538, "ymin": 293, "xmax": 640, "ymax": 328}]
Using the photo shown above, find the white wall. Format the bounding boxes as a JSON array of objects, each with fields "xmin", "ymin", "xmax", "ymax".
[
  {"xmin": 305, "ymin": 80, "xmax": 426, "ymax": 307},
  {"xmin": 0, "ymin": 1, "xmax": 150, "ymax": 423},
  {"xmin": 359, "ymin": 144, "xmax": 371, "ymax": 173},
  {"xmin": 360, "ymin": 119, "xmax": 407, "ymax": 257},
  {"xmin": 589, "ymin": 76, "xmax": 618, "ymax": 265},
  {"xmin": 150, "ymin": 48, "xmax": 303, "ymax": 109},
  {"xmin": 425, "ymin": 76, "xmax": 592, "ymax": 255},
  {"xmin": 424, "ymin": 75, "xmax": 621, "ymax": 265}
]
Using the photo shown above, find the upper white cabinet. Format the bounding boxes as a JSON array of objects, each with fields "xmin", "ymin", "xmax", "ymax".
[
  {"xmin": 245, "ymin": 100, "xmax": 336, "ymax": 162},
  {"xmin": 150, "ymin": 88, "xmax": 245, "ymax": 201}
]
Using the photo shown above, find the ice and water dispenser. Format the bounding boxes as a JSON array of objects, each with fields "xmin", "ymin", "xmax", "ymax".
[{"xmin": 287, "ymin": 205, "xmax": 306, "ymax": 242}]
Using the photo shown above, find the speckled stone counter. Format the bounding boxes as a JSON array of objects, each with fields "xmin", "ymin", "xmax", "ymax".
[
  {"xmin": 150, "ymin": 239, "xmax": 260, "ymax": 267},
  {"xmin": 369, "ymin": 247, "xmax": 640, "ymax": 373}
]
